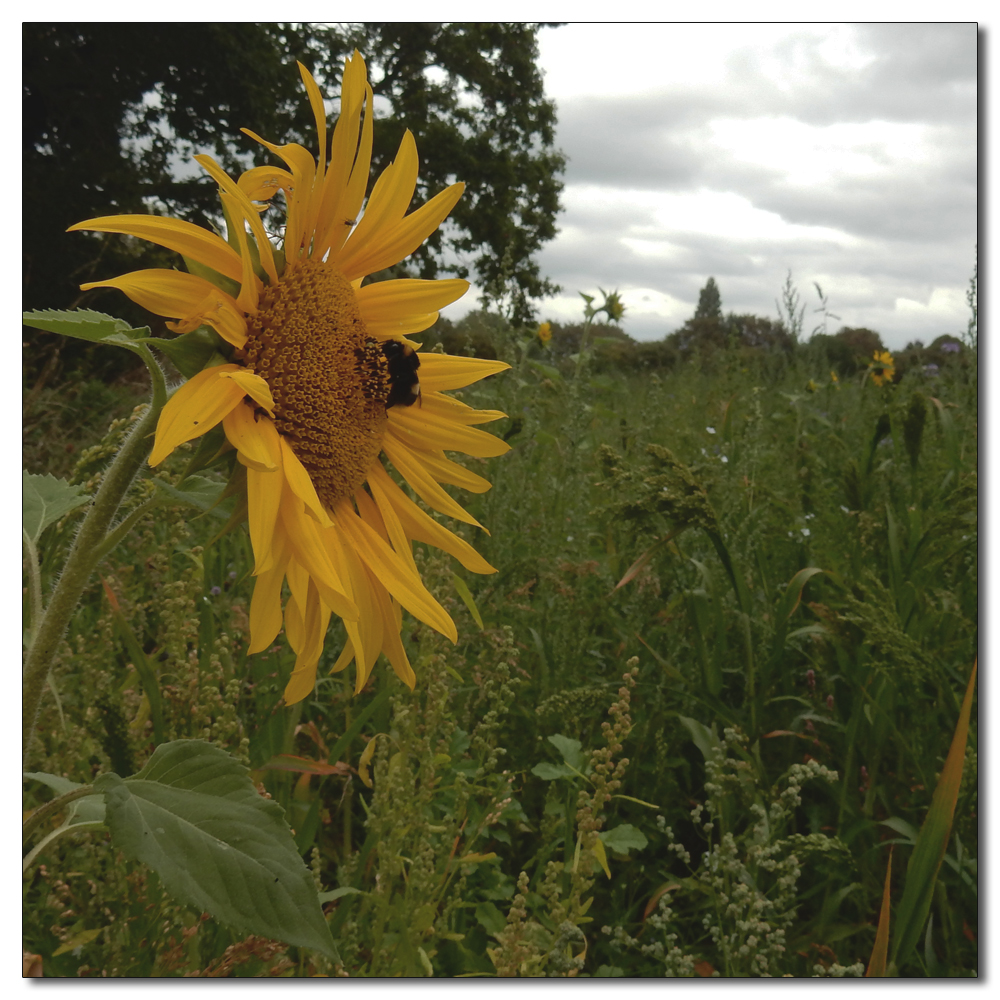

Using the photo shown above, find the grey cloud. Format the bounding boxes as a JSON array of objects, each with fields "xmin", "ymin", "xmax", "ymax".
[{"xmin": 526, "ymin": 24, "xmax": 976, "ymax": 349}]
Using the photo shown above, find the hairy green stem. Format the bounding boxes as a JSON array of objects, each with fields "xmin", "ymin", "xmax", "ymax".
[
  {"xmin": 22, "ymin": 532, "xmax": 43, "ymax": 649},
  {"xmin": 22, "ymin": 350, "xmax": 166, "ymax": 764}
]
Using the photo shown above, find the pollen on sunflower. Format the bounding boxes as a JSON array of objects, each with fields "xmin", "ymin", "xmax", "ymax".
[
  {"xmin": 242, "ymin": 259, "xmax": 390, "ymax": 510},
  {"xmin": 69, "ymin": 52, "xmax": 511, "ymax": 703}
]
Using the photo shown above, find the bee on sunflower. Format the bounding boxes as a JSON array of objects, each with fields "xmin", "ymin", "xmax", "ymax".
[{"xmin": 69, "ymin": 53, "xmax": 510, "ymax": 704}]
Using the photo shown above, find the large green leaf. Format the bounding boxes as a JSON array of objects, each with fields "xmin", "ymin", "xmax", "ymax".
[
  {"xmin": 599, "ymin": 823, "xmax": 649, "ymax": 855},
  {"xmin": 22, "ymin": 472, "xmax": 90, "ymax": 544},
  {"xmin": 547, "ymin": 734, "xmax": 586, "ymax": 771},
  {"xmin": 93, "ymin": 740, "xmax": 337, "ymax": 959},
  {"xmin": 23, "ymin": 309, "xmax": 150, "ymax": 353}
]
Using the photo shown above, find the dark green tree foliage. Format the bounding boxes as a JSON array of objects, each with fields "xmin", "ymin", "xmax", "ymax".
[
  {"xmin": 23, "ymin": 22, "xmax": 564, "ymax": 381},
  {"xmin": 693, "ymin": 276, "xmax": 722, "ymax": 321},
  {"xmin": 336, "ymin": 23, "xmax": 565, "ymax": 324}
]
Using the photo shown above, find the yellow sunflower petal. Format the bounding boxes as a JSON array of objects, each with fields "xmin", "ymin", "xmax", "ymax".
[
  {"xmin": 298, "ymin": 62, "xmax": 327, "ymax": 180},
  {"xmin": 240, "ymin": 134, "xmax": 317, "ymax": 259},
  {"xmin": 388, "ymin": 405, "xmax": 512, "ymax": 458},
  {"xmin": 279, "ymin": 490, "xmax": 358, "ymax": 622},
  {"xmin": 338, "ymin": 182, "xmax": 465, "ymax": 281},
  {"xmin": 248, "ymin": 557, "xmax": 287, "ymax": 654},
  {"xmin": 223, "ymin": 404, "xmax": 279, "ymax": 472},
  {"xmin": 341, "ymin": 130, "xmax": 419, "ymax": 256},
  {"xmin": 217, "ymin": 186, "xmax": 275, "ymax": 295},
  {"xmin": 329, "ymin": 639, "xmax": 356, "ymax": 676},
  {"xmin": 328, "ymin": 80, "xmax": 374, "ymax": 246},
  {"xmin": 371, "ymin": 584, "xmax": 416, "ymax": 689},
  {"xmin": 363, "ymin": 470, "xmax": 419, "ymax": 576},
  {"xmin": 238, "ymin": 165, "xmax": 294, "ymax": 206},
  {"xmin": 367, "ymin": 462, "xmax": 496, "ymax": 575},
  {"xmin": 333, "ymin": 498, "xmax": 458, "ymax": 643},
  {"xmin": 68, "ymin": 215, "xmax": 244, "ymax": 283},
  {"xmin": 351, "ymin": 568, "xmax": 386, "ymax": 690},
  {"xmin": 149, "ymin": 364, "xmax": 244, "ymax": 466},
  {"xmin": 82, "ymin": 268, "xmax": 246, "ymax": 338},
  {"xmin": 219, "ymin": 369, "xmax": 275, "ymax": 415},
  {"xmin": 420, "ymin": 391, "xmax": 507, "ymax": 426},
  {"xmin": 382, "ymin": 433, "xmax": 484, "ymax": 528},
  {"xmin": 413, "ymin": 449, "xmax": 494, "ymax": 494},
  {"xmin": 313, "ymin": 60, "xmax": 371, "ymax": 259},
  {"xmin": 319, "ymin": 523, "xmax": 370, "ymax": 683},
  {"xmin": 357, "ymin": 278, "xmax": 469, "ymax": 338},
  {"xmin": 246, "ymin": 462, "xmax": 283, "ymax": 574},
  {"xmin": 416, "ymin": 353, "xmax": 512, "ymax": 392},
  {"xmin": 279, "ymin": 437, "xmax": 333, "ymax": 527},
  {"xmin": 81, "ymin": 269, "xmax": 247, "ymax": 348}
]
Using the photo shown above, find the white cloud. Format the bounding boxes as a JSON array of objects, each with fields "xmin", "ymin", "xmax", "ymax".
[{"xmin": 514, "ymin": 22, "xmax": 978, "ymax": 349}]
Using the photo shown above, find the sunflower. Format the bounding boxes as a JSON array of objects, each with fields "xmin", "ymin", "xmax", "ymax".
[
  {"xmin": 69, "ymin": 53, "xmax": 510, "ymax": 703},
  {"xmin": 870, "ymin": 350, "xmax": 895, "ymax": 387}
]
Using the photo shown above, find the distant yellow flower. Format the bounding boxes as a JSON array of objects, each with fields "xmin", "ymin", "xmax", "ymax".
[
  {"xmin": 830, "ymin": 370, "xmax": 839, "ymax": 384},
  {"xmin": 536, "ymin": 321, "xmax": 552, "ymax": 344},
  {"xmin": 870, "ymin": 350, "xmax": 895, "ymax": 387},
  {"xmin": 70, "ymin": 54, "xmax": 510, "ymax": 703},
  {"xmin": 806, "ymin": 379, "xmax": 818, "ymax": 392}
]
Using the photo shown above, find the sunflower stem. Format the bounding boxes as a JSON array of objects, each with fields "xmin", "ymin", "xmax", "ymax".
[
  {"xmin": 22, "ymin": 531, "xmax": 43, "ymax": 650},
  {"xmin": 22, "ymin": 369, "xmax": 165, "ymax": 765}
]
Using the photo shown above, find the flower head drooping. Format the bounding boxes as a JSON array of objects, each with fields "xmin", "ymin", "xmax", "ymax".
[
  {"xmin": 869, "ymin": 350, "xmax": 895, "ymax": 387},
  {"xmin": 69, "ymin": 54, "xmax": 510, "ymax": 703}
]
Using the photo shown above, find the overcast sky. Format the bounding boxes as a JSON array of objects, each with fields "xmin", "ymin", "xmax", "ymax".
[{"xmin": 444, "ymin": 22, "xmax": 978, "ymax": 350}]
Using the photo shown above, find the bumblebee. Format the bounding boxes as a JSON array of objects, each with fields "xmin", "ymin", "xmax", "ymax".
[{"xmin": 382, "ymin": 340, "xmax": 422, "ymax": 408}]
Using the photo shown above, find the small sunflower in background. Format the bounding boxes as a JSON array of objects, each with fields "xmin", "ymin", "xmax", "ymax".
[
  {"xmin": 536, "ymin": 321, "xmax": 552, "ymax": 345},
  {"xmin": 70, "ymin": 52, "xmax": 510, "ymax": 704},
  {"xmin": 869, "ymin": 350, "xmax": 895, "ymax": 387}
]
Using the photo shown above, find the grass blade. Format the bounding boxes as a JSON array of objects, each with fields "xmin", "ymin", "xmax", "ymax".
[{"xmin": 890, "ymin": 659, "xmax": 977, "ymax": 971}]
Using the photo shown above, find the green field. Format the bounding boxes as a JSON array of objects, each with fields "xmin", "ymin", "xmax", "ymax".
[{"xmin": 23, "ymin": 311, "xmax": 977, "ymax": 977}]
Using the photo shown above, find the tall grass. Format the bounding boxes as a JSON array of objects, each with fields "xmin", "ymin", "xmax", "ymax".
[{"xmin": 23, "ymin": 316, "xmax": 977, "ymax": 977}]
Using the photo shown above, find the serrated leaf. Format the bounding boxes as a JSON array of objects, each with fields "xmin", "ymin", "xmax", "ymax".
[
  {"xmin": 599, "ymin": 823, "xmax": 649, "ymax": 855},
  {"xmin": 23, "ymin": 309, "xmax": 150, "ymax": 353},
  {"xmin": 547, "ymin": 734, "xmax": 586, "ymax": 771},
  {"xmin": 153, "ymin": 476, "xmax": 227, "ymax": 513},
  {"xmin": 93, "ymin": 739, "xmax": 337, "ymax": 959},
  {"xmin": 22, "ymin": 472, "xmax": 90, "ymax": 543},
  {"xmin": 531, "ymin": 762, "xmax": 574, "ymax": 781}
]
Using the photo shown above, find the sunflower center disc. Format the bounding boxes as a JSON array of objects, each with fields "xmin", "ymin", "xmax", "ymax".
[{"xmin": 242, "ymin": 259, "xmax": 390, "ymax": 510}]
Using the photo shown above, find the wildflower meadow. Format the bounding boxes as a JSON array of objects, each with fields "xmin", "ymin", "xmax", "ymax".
[{"xmin": 22, "ymin": 32, "xmax": 977, "ymax": 980}]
